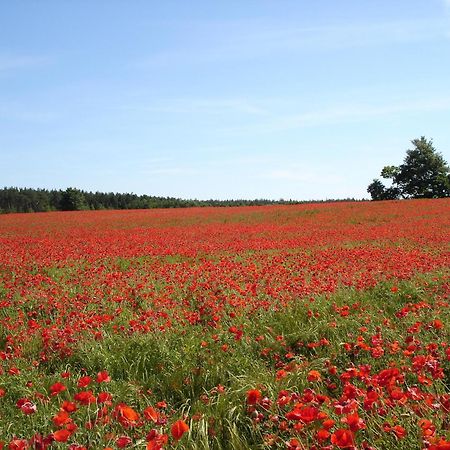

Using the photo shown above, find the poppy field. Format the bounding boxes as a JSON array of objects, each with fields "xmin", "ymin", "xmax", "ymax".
[{"xmin": 0, "ymin": 199, "xmax": 449, "ymax": 449}]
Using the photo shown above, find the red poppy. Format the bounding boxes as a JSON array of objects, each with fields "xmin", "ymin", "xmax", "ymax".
[
  {"xmin": 53, "ymin": 429, "xmax": 71, "ymax": 443},
  {"xmin": 171, "ymin": 419, "xmax": 189, "ymax": 441},
  {"xmin": 286, "ymin": 406, "xmax": 319, "ymax": 423},
  {"xmin": 16, "ymin": 398, "xmax": 36, "ymax": 415},
  {"xmin": 246, "ymin": 389, "xmax": 262, "ymax": 405},
  {"xmin": 77, "ymin": 376, "xmax": 92, "ymax": 388},
  {"xmin": 391, "ymin": 425, "xmax": 406, "ymax": 439},
  {"xmin": 49, "ymin": 382, "xmax": 66, "ymax": 396},
  {"xmin": 343, "ymin": 412, "xmax": 366, "ymax": 432},
  {"xmin": 307, "ymin": 370, "xmax": 321, "ymax": 382},
  {"xmin": 331, "ymin": 429, "xmax": 355, "ymax": 448},
  {"xmin": 53, "ymin": 410, "xmax": 71, "ymax": 427},
  {"xmin": 97, "ymin": 392, "xmax": 113, "ymax": 404},
  {"xmin": 74, "ymin": 390, "xmax": 96, "ymax": 405},
  {"xmin": 115, "ymin": 404, "xmax": 140, "ymax": 427},
  {"xmin": 8, "ymin": 439, "xmax": 28, "ymax": 450},
  {"xmin": 144, "ymin": 406, "xmax": 159, "ymax": 423},
  {"xmin": 61, "ymin": 400, "xmax": 77, "ymax": 413},
  {"xmin": 97, "ymin": 371, "xmax": 111, "ymax": 383}
]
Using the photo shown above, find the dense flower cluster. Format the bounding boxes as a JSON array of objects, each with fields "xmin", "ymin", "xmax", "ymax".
[{"xmin": 0, "ymin": 199, "xmax": 448, "ymax": 447}]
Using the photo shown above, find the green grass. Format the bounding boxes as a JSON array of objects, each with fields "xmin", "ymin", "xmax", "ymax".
[{"xmin": 0, "ymin": 271, "xmax": 448, "ymax": 448}]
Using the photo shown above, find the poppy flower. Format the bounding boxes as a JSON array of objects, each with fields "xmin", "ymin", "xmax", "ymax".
[
  {"xmin": 116, "ymin": 436, "xmax": 132, "ymax": 448},
  {"xmin": 171, "ymin": 419, "xmax": 189, "ymax": 441},
  {"xmin": 74, "ymin": 390, "xmax": 96, "ymax": 405},
  {"xmin": 343, "ymin": 413, "xmax": 366, "ymax": 432},
  {"xmin": 97, "ymin": 371, "xmax": 111, "ymax": 383},
  {"xmin": 246, "ymin": 389, "xmax": 262, "ymax": 405},
  {"xmin": 53, "ymin": 429, "xmax": 71, "ymax": 443},
  {"xmin": 115, "ymin": 404, "xmax": 140, "ymax": 427},
  {"xmin": 77, "ymin": 376, "xmax": 92, "ymax": 388},
  {"xmin": 286, "ymin": 406, "xmax": 319, "ymax": 423},
  {"xmin": 49, "ymin": 382, "xmax": 66, "ymax": 396},
  {"xmin": 61, "ymin": 400, "xmax": 77, "ymax": 413},
  {"xmin": 97, "ymin": 392, "xmax": 113, "ymax": 404},
  {"xmin": 146, "ymin": 429, "xmax": 169, "ymax": 448},
  {"xmin": 53, "ymin": 410, "xmax": 71, "ymax": 427},
  {"xmin": 16, "ymin": 398, "xmax": 36, "ymax": 415},
  {"xmin": 391, "ymin": 425, "xmax": 406, "ymax": 439},
  {"xmin": 8, "ymin": 439, "xmax": 28, "ymax": 450},
  {"xmin": 331, "ymin": 429, "xmax": 355, "ymax": 448},
  {"xmin": 144, "ymin": 406, "xmax": 159, "ymax": 423},
  {"xmin": 307, "ymin": 370, "xmax": 321, "ymax": 382}
]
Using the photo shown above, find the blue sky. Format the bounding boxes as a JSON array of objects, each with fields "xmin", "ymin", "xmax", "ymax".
[{"xmin": 1, "ymin": 1, "xmax": 450, "ymax": 200}]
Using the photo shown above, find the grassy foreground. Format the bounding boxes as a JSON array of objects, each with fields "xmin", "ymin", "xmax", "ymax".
[{"xmin": 0, "ymin": 270, "xmax": 449, "ymax": 449}]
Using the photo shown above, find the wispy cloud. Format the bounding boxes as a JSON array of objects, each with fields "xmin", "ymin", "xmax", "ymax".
[
  {"xmin": 0, "ymin": 54, "xmax": 48, "ymax": 73},
  {"xmin": 136, "ymin": 18, "xmax": 449, "ymax": 67},
  {"xmin": 262, "ymin": 168, "xmax": 344, "ymax": 184},
  {"xmin": 122, "ymin": 98, "xmax": 268, "ymax": 116},
  {"xmin": 225, "ymin": 97, "xmax": 450, "ymax": 134}
]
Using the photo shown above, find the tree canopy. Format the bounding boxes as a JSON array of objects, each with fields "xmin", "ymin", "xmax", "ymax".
[
  {"xmin": 368, "ymin": 137, "xmax": 450, "ymax": 200},
  {"xmin": 0, "ymin": 187, "xmax": 362, "ymax": 214}
]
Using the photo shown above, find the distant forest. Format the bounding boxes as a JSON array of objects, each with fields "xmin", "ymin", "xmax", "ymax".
[{"xmin": 0, "ymin": 187, "xmax": 361, "ymax": 214}]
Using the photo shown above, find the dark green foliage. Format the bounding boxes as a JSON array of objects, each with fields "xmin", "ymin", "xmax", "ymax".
[
  {"xmin": 60, "ymin": 187, "xmax": 88, "ymax": 211},
  {"xmin": 367, "ymin": 179, "xmax": 399, "ymax": 201},
  {"xmin": 368, "ymin": 137, "xmax": 450, "ymax": 200},
  {"xmin": 0, "ymin": 187, "xmax": 362, "ymax": 214}
]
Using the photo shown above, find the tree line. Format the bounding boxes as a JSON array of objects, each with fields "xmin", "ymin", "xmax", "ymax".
[{"xmin": 0, "ymin": 187, "xmax": 361, "ymax": 214}]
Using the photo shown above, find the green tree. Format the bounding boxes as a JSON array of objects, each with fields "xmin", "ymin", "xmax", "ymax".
[
  {"xmin": 368, "ymin": 137, "xmax": 450, "ymax": 200},
  {"xmin": 60, "ymin": 187, "xmax": 87, "ymax": 211}
]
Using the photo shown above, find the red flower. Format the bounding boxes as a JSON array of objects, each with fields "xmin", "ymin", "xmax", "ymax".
[
  {"xmin": 53, "ymin": 410, "xmax": 71, "ymax": 427},
  {"xmin": 307, "ymin": 370, "xmax": 321, "ymax": 382},
  {"xmin": 146, "ymin": 429, "xmax": 169, "ymax": 449},
  {"xmin": 16, "ymin": 398, "xmax": 36, "ymax": 415},
  {"xmin": 8, "ymin": 439, "xmax": 28, "ymax": 450},
  {"xmin": 286, "ymin": 406, "xmax": 319, "ymax": 423},
  {"xmin": 144, "ymin": 406, "xmax": 159, "ymax": 423},
  {"xmin": 246, "ymin": 389, "xmax": 262, "ymax": 405},
  {"xmin": 61, "ymin": 400, "xmax": 77, "ymax": 413},
  {"xmin": 49, "ymin": 382, "xmax": 66, "ymax": 396},
  {"xmin": 97, "ymin": 392, "xmax": 113, "ymax": 404},
  {"xmin": 343, "ymin": 412, "xmax": 366, "ymax": 432},
  {"xmin": 97, "ymin": 371, "xmax": 111, "ymax": 383},
  {"xmin": 53, "ymin": 429, "xmax": 71, "ymax": 443},
  {"xmin": 115, "ymin": 404, "xmax": 140, "ymax": 427},
  {"xmin": 171, "ymin": 419, "xmax": 189, "ymax": 441},
  {"xmin": 391, "ymin": 425, "xmax": 406, "ymax": 439},
  {"xmin": 116, "ymin": 436, "xmax": 132, "ymax": 448},
  {"xmin": 74, "ymin": 390, "xmax": 96, "ymax": 405},
  {"xmin": 331, "ymin": 429, "xmax": 355, "ymax": 448},
  {"xmin": 77, "ymin": 376, "xmax": 92, "ymax": 388}
]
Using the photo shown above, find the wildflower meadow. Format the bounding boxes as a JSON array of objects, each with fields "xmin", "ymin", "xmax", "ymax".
[{"xmin": 0, "ymin": 199, "xmax": 449, "ymax": 449}]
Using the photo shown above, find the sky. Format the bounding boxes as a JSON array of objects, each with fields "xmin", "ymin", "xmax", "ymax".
[{"xmin": 1, "ymin": 1, "xmax": 450, "ymax": 201}]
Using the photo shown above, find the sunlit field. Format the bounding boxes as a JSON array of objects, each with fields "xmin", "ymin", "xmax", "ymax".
[{"xmin": 0, "ymin": 199, "xmax": 449, "ymax": 449}]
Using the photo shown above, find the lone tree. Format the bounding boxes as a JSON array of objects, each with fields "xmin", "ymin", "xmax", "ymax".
[{"xmin": 368, "ymin": 137, "xmax": 450, "ymax": 200}]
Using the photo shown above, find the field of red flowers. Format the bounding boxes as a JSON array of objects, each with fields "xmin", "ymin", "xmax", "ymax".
[{"xmin": 0, "ymin": 199, "xmax": 449, "ymax": 449}]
